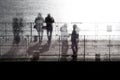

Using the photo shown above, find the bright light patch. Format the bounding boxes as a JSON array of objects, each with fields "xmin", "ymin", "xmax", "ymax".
[{"xmin": 57, "ymin": 0, "xmax": 120, "ymax": 22}]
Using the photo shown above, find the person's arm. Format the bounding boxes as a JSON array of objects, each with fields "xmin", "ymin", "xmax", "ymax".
[
  {"xmin": 45, "ymin": 17, "xmax": 47, "ymax": 23},
  {"xmin": 66, "ymin": 30, "xmax": 70, "ymax": 37},
  {"xmin": 52, "ymin": 17, "xmax": 55, "ymax": 23},
  {"xmin": 42, "ymin": 17, "xmax": 45, "ymax": 23},
  {"xmin": 76, "ymin": 34, "xmax": 79, "ymax": 43},
  {"xmin": 34, "ymin": 18, "xmax": 37, "ymax": 24},
  {"xmin": 71, "ymin": 32, "xmax": 73, "ymax": 42},
  {"xmin": 60, "ymin": 27, "xmax": 62, "ymax": 32}
]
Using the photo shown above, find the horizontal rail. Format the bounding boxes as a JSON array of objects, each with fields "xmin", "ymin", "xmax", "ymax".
[
  {"xmin": 0, "ymin": 22, "xmax": 120, "ymax": 61},
  {"xmin": 1, "ymin": 21, "xmax": 120, "ymax": 24},
  {"xmin": 1, "ymin": 54, "xmax": 120, "ymax": 57}
]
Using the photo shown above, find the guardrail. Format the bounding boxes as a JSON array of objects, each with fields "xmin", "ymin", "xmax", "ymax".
[{"xmin": 0, "ymin": 22, "xmax": 120, "ymax": 61}]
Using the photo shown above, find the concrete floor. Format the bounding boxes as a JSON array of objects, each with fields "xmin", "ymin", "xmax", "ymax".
[{"xmin": 1, "ymin": 37, "xmax": 120, "ymax": 61}]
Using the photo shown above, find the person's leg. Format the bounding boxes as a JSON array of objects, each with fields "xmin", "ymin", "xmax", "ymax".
[
  {"xmin": 61, "ymin": 41, "xmax": 64, "ymax": 61},
  {"xmin": 47, "ymin": 30, "xmax": 50, "ymax": 41},
  {"xmin": 34, "ymin": 29, "xmax": 38, "ymax": 42},
  {"xmin": 62, "ymin": 41, "xmax": 68, "ymax": 55},
  {"xmin": 40, "ymin": 29, "xmax": 43, "ymax": 42},
  {"xmin": 34, "ymin": 36, "xmax": 37, "ymax": 42},
  {"xmin": 74, "ymin": 44, "xmax": 78, "ymax": 61},
  {"xmin": 13, "ymin": 31, "xmax": 16, "ymax": 43},
  {"xmin": 49, "ymin": 30, "xmax": 52, "ymax": 41},
  {"xmin": 76, "ymin": 43, "xmax": 78, "ymax": 54},
  {"xmin": 72, "ymin": 52, "xmax": 77, "ymax": 61},
  {"xmin": 41, "ymin": 30, "xmax": 43, "ymax": 42},
  {"xmin": 65, "ymin": 41, "xmax": 68, "ymax": 55},
  {"xmin": 47, "ymin": 29, "xmax": 49, "ymax": 41},
  {"xmin": 64, "ymin": 41, "xmax": 69, "ymax": 60},
  {"xmin": 16, "ymin": 32, "xmax": 20, "ymax": 44},
  {"xmin": 13, "ymin": 36, "xmax": 16, "ymax": 44},
  {"xmin": 38, "ymin": 31, "xmax": 41, "ymax": 43},
  {"xmin": 61, "ymin": 41, "xmax": 67, "ymax": 61},
  {"xmin": 71, "ymin": 43, "xmax": 77, "ymax": 61},
  {"xmin": 14, "ymin": 30, "xmax": 18, "ymax": 43},
  {"xmin": 72, "ymin": 43, "xmax": 75, "ymax": 56}
]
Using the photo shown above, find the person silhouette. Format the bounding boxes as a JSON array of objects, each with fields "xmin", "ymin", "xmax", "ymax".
[
  {"xmin": 45, "ymin": 14, "xmax": 55, "ymax": 42},
  {"xmin": 60, "ymin": 23, "xmax": 70, "ymax": 61},
  {"xmin": 12, "ymin": 18, "xmax": 19, "ymax": 44},
  {"xmin": 34, "ymin": 13, "xmax": 44, "ymax": 43},
  {"xmin": 71, "ymin": 24, "xmax": 79, "ymax": 61},
  {"xmin": 12, "ymin": 18, "xmax": 24, "ymax": 44},
  {"xmin": 19, "ymin": 18, "xmax": 24, "ymax": 39}
]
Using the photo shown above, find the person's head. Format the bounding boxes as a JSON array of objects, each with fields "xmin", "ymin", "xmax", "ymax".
[
  {"xmin": 47, "ymin": 13, "xmax": 51, "ymax": 17},
  {"xmin": 73, "ymin": 24, "xmax": 77, "ymax": 30},
  {"xmin": 63, "ymin": 23, "xmax": 67, "ymax": 31},
  {"xmin": 13, "ymin": 18, "xmax": 18, "ymax": 23},
  {"xmin": 19, "ymin": 18, "xmax": 23, "ymax": 22},
  {"xmin": 64, "ymin": 23, "xmax": 67, "ymax": 28},
  {"xmin": 38, "ymin": 13, "xmax": 42, "ymax": 17}
]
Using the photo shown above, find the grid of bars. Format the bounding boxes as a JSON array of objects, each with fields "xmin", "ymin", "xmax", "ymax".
[{"xmin": 0, "ymin": 22, "xmax": 120, "ymax": 61}]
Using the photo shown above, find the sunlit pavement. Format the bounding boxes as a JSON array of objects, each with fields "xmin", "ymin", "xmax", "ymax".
[{"xmin": 1, "ymin": 38, "xmax": 120, "ymax": 61}]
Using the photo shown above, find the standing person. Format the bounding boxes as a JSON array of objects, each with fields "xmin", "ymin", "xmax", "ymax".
[
  {"xmin": 45, "ymin": 14, "xmax": 55, "ymax": 42},
  {"xmin": 19, "ymin": 18, "xmax": 24, "ymax": 40},
  {"xmin": 60, "ymin": 23, "xmax": 70, "ymax": 61},
  {"xmin": 71, "ymin": 24, "xmax": 79, "ymax": 61},
  {"xmin": 34, "ymin": 13, "xmax": 44, "ymax": 43},
  {"xmin": 12, "ymin": 18, "xmax": 20, "ymax": 44}
]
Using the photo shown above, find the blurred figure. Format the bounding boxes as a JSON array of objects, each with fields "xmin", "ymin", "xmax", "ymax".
[
  {"xmin": 12, "ymin": 18, "xmax": 20, "ymax": 44},
  {"xmin": 34, "ymin": 13, "xmax": 44, "ymax": 43},
  {"xmin": 12, "ymin": 17, "xmax": 24, "ymax": 45},
  {"xmin": 45, "ymin": 14, "xmax": 55, "ymax": 42},
  {"xmin": 60, "ymin": 23, "xmax": 70, "ymax": 61},
  {"xmin": 71, "ymin": 24, "xmax": 79, "ymax": 61},
  {"xmin": 19, "ymin": 18, "xmax": 24, "ymax": 39}
]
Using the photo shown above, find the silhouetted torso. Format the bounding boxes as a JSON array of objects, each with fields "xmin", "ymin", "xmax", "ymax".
[
  {"xmin": 71, "ymin": 30, "xmax": 79, "ymax": 43},
  {"xmin": 34, "ymin": 17, "xmax": 44, "ymax": 31},
  {"xmin": 12, "ymin": 18, "xmax": 21, "ymax": 44},
  {"xmin": 45, "ymin": 16, "xmax": 54, "ymax": 31},
  {"xmin": 35, "ymin": 17, "xmax": 44, "ymax": 25}
]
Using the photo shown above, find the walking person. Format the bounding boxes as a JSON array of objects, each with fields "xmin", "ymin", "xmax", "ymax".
[
  {"xmin": 34, "ymin": 13, "xmax": 44, "ymax": 43},
  {"xmin": 71, "ymin": 24, "xmax": 79, "ymax": 61},
  {"xmin": 45, "ymin": 14, "xmax": 55, "ymax": 42}
]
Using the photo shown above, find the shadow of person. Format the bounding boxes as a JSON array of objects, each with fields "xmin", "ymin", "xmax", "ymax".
[
  {"xmin": 39, "ymin": 41, "xmax": 51, "ymax": 53},
  {"xmin": 0, "ymin": 44, "xmax": 20, "ymax": 61},
  {"xmin": 28, "ymin": 41, "xmax": 51, "ymax": 61},
  {"xmin": 27, "ymin": 42, "xmax": 42, "ymax": 55}
]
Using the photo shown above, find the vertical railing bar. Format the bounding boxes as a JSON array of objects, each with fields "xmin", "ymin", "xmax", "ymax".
[
  {"xmin": 109, "ymin": 35, "xmax": 111, "ymax": 61},
  {"xmin": 84, "ymin": 35, "xmax": 86, "ymax": 61},
  {"xmin": 0, "ymin": 38, "xmax": 1, "ymax": 56},
  {"xmin": 58, "ymin": 35, "xmax": 61, "ymax": 61},
  {"xmin": 1, "ymin": 22, "xmax": 120, "ymax": 61},
  {"xmin": 5, "ymin": 23, "xmax": 7, "ymax": 42},
  {"xmin": 30, "ymin": 22, "xmax": 33, "ymax": 42}
]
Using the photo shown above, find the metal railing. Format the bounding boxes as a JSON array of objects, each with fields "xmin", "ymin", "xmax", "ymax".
[{"xmin": 0, "ymin": 22, "xmax": 120, "ymax": 61}]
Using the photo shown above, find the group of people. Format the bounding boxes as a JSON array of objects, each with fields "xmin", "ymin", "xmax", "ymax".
[
  {"xmin": 34, "ymin": 13, "xmax": 79, "ymax": 61},
  {"xmin": 34, "ymin": 13, "xmax": 55, "ymax": 43},
  {"xmin": 12, "ymin": 13, "xmax": 79, "ymax": 61},
  {"xmin": 60, "ymin": 24, "xmax": 79, "ymax": 61}
]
